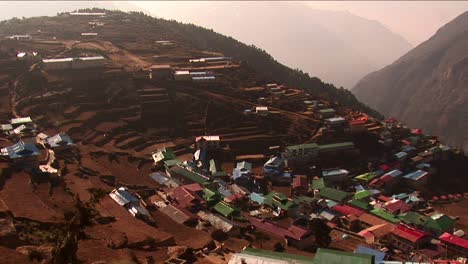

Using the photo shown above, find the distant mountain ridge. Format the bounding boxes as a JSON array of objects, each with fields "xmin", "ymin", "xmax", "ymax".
[
  {"xmin": 353, "ymin": 11, "xmax": 468, "ymax": 150},
  {"xmin": 139, "ymin": 2, "xmax": 413, "ymax": 89}
]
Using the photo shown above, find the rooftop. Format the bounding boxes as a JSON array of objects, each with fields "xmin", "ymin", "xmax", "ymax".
[
  {"xmin": 439, "ymin": 232, "xmax": 468, "ymax": 249},
  {"xmin": 391, "ymin": 225, "xmax": 429, "ymax": 243},
  {"xmin": 314, "ymin": 248, "xmax": 373, "ymax": 264},
  {"xmin": 403, "ymin": 170, "xmax": 428, "ymax": 181},
  {"xmin": 229, "ymin": 247, "xmax": 314, "ymax": 264},
  {"xmin": 370, "ymin": 208, "xmax": 401, "ymax": 223},
  {"xmin": 319, "ymin": 187, "xmax": 349, "ymax": 202}
]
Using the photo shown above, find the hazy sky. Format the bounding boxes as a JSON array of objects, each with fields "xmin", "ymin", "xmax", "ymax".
[{"xmin": 130, "ymin": 1, "xmax": 468, "ymax": 46}]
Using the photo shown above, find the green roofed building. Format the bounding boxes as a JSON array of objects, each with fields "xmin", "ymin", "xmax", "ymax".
[
  {"xmin": 370, "ymin": 208, "xmax": 400, "ymax": 223},
  {"xmin": 229, "ymin": 247, "xmax": 314, "ymax": 264},
  {"xmin": 209, "ymin": 159, "xmax": 227, "ymax": 177},
  {"xmin": 423, "ymin": 214, "xmax": 456, "ymax": 235},
  {"xmin": 348, "ymin": 199, "xmax": 372, "ymax": 210},
  {"xmin": 264, "ymin": 192, "xmax": 296, "ymax": 211},
  {"xmin": 314, "ymin": 248, "xmax": 373, "ymax": 264},
  {"xmin": 318, "ymin": 108, "xmax": 336, "ymax": 119},
  {"xmin": 293, "ymin": 196, "xmax": 316, "ymax": 205},
  {"xmin": 354, "ymin": 190, "xmax": 372, "ymax": 200},
  {"xmin": 318, "ymin": 142, "xmax": 354, "ymax": 153},
  {"xmin": 169, "ymin": 165, "xmax": 210, "ymax": 185},
  {"xmin": 355, "ymin": 172, "xmax": 378, "ymax": 182},
  {"xmin": 213, "ymin": 201, "xmax": 237, "ymax": 218},
  {"xmin": 399, "ymin": 211, "xmax": 428, "ymax": 227},
  {"xmin": 284, "ymin": 143, "xmax": 320, "ymax": 162},
  {"xmin": 319, "ymin": 187, "xmax": 349, "ymax": 202},
  {"xmin": 203, "ymin": 188, "xmax": 221, "ymax": 204},
  {"xmin": 312, "ymin": 178, "xmax": 325, "ymax": 190},
  {"xmin": 163, "ymin": 159, "xmax": 181, "ymax": 169}
]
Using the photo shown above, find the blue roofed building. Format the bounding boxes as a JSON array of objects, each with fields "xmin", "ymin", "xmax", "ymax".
[
  {"xmin": 322, "ymin": 168, "xmax": 349, "ymax": 184},
  {"xmin": 46, "ymin": 133, "xmax": 74, "ymax": 149},
  {"xmin": 355, "ymin": 245, "xmax": 386, "ymax": 264},
  {"xmin": 3, "ymin": 140, "xmax": 40, "ymax": 163},
  {"xmin": 149, "ymin": 171, "xmax": 170, "ymax": 185},
  {"xmin": 403, "ymin": 170, "xmax": 429, "ymax": 188},
  {"xmin": 249, "ymin": 192, "xmax": 265, "ymax": 205},
  {"xmin": 263, "ymin": 156, "xmax": 285, "ymax": 175},
  {"xmin": 232, "ymin": 161, "xmax": 252, "ymax": 180}
]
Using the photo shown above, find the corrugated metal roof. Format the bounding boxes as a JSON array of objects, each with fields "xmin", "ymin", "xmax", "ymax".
[{"xmin": 109, "ymin": 187, "xmax": 138, "ymax": 206}]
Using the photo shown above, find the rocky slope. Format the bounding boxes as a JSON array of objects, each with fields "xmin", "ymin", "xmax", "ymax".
[{"xmin": 353, "ymin": 11, "xmax": 468, "ymax": 150}]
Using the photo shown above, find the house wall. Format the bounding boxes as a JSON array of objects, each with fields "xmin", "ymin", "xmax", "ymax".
[
  {"xmin": 442, "ymin": 243, "xmax": 468, "ymax": 257},
  {"xmin": 288, "ymin": 234, "xmax": 315, "ymax": 250}
]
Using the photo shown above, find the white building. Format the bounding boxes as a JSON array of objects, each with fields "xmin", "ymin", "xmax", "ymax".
[
  {"xmin": 42, "ymin": 56, "xmax": 105, "ymax": 70},
  {"xmin": 6, "ymin": 35, "xmax": 32, "ymax": 41},
  {"xmin": 174, "ymin": 70, "xmax": 191, "ymax": 81},
  {"xmin": 255, "ymin": 106, "xmax": 269, "ymax": 116}
]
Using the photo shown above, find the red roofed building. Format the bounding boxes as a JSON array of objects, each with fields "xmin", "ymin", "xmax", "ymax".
[
  {"xmin": 349, "ymin": 119, "xmax": 367, "ymax": 133},
  {"xmin": 182, "ymin": 183, "xmax": 203, "ymax": 193},
  {"xmin": 370, "ymin": 175, "xmax": 399, "ymax": 193},
  {"xmin": 432, "ymin": 260, "xmax": 463, "ymax": 264},
  {"xmin": 168, "ymin": 185, "xmax": 204, "ymax": 209},
  {"xmin": 384, "ymin": 199, "xmax": 411, "ymax": 214},
  {"xmin": 247, "ymin": 216, "xmax": 315, "ymax": 250},
  {"xmin": 401, "ymin": 139, "xmax": 412, "ymax": 146},
  {"xmin": 376, "ymin": 195, "xmax": 392, "ymax": 202},
  {"xmin": 224, "ymin": 193, "xmax": 245, "ymax": 203},
  {"xmin": 332, "ymin": 204, "xmax": 365, "ymax": 217},
  {"xmin": 380, "ymin": 164, "xmax": 390, "ymax": 172},
  {"xmin": 390, "ymin": 225, "xmax": 431, "ymax": 252},
  {"xmin": 439, "ymin": 232, "xmax": 468, "ymax": 257}
]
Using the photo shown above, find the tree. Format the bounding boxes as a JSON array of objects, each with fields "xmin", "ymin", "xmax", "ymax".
[{"xmin": 310, "ymin": 218, "xmax": 332, "ymax": 248}]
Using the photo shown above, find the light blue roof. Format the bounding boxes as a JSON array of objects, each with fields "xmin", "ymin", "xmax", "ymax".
[
  {"xmin": 403, "ymin": 170, "xmax": 428, "ymax": 181},
  {"xmin": 236, "ymin": 161, "xmax": 252, "ymax": 171},
  {"xmin": 47, "ymin": 133, "xmax": 74, "ymax": 148},
  {"xmin": 249, "ymin": 192, "xmax": 265, "ymax": 204},
  {"xmin": 392, "ymin": 193, "xmax": 409, "ymax": 200},
  {"xmin": 264, "ymin": 156, "xmax": 284, "ymax": 168},
  {"xmin": 218, "ymin": 185, "xmax": 233, "ymax": 197},
  {"xmin": 149, "ymin": 172, "xmax": 169, "ymax": 185},
  {"xmin": 394, "ymin": 152, "xmax": 408, "ymax": 159},
  {"xmin": 320, "ymin": 210, "xmax": 337, "ymax": 221},
  {"xmin": 323, "ymin": 169, "xmax": 349, "ymax": 178},
  {"xmin": 416, "ymin": 163, "xmax": 431, "ymax": 170},
  {"xmin": 110, "ymin": 187, "xmax": 139, "ymax": 206},
  {"xmin": 355, "ymin": 246, "xmax": 386, "ymax": 264},
  {"xmin": 6, "ymin": 141, "xmax": 40, "ymax": 159},
  {"xmin": 326, "ymin": 200, "xmax": 338, "ymax": 208},
  {"xmin": 192, "ymin": 76, "xmax": 216, "ymax": 80},
  {"xmin": 202, "ymin": 56, "xmax": 232, "ymax": 61},
  {"xmin": 384, "ymin": 169, "xmax": 402, "ymax": 178},
  {"xmin": 402, "ymin": 145, "xmax": 416, "ymax": 152}
]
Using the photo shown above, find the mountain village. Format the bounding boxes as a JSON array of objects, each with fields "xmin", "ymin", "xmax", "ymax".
[{"xmin": 0, "ymin": 10, "xmax": 466, "ymax": 264}]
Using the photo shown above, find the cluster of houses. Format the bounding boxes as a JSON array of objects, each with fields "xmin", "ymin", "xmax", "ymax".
[
  {"xmin": 149, "ymin": 66, "xmax": 217, "ymax": 84},
  {"xmin": 0, "ymin": 116, "xmax": 74, "ymax": 171},
  {"xmin": 107, "ymin": 94, "xmax": 467, "ymax": 263},
  {"xmin": 149, "ymin": 56, "xmax": 237, "ymax": 83}
]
